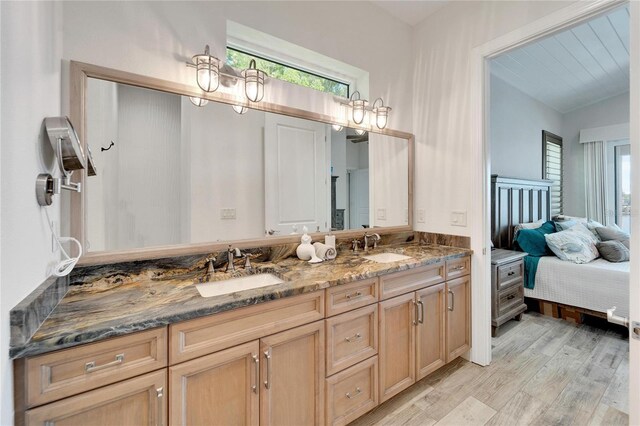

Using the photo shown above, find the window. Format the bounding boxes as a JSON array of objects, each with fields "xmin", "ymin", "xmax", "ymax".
[
  {"xmin": 226, "ymin": 47, "xmax": 350, "ymax": 98},
  {"xmin": 615, "ymin": 144, "xmax": 631, "ymax": 232},
  {"xmin": 543, "ymin": 131, "xmax": 563, "ymax": 216}
]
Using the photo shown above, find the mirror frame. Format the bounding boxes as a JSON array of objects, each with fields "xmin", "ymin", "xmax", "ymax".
[{"xmin": 69, "ymin": 61, "xmax": 414, "ymax": 265}]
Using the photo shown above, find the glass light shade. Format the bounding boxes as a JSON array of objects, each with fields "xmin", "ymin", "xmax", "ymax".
[
  {"xmin": 355, "ymin": 128, "xmax": 366, "ymax": 136},
  {"xmin": 351, "ymin": 99, "xmax": 367, "ymax": 124},
  {"xmin": 195, "ymin": 56, "xmax": 219, "ymax": 93},
  {"xmin": 243, "ymin": 59, "xmax": 266, "ymax": 102},
  {"xmin": 332, "ymin": 124, "xmax": 344, "ymax": 131},
  {"xmin": 374, "ymin": 106, "xmax": 391, "ymax": 129},
  {"xmin": 232, "ymin": 104, "xmax": 248, "ymax": 114},
  {"xmin": 189, "ymin": 97, "xmax": 208, "ymax": 107}
]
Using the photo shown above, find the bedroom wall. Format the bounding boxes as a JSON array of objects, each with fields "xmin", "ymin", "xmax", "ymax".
[
  {"xmin": 490, "ymin": 74, "xmax": 564, "ymax": 180},
  {"xmin": 562, "ymin": 91, "xmax": 630, "ymax": 217}
]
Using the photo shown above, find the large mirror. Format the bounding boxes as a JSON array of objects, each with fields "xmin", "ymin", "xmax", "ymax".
[{"xmin": 82, "ymin": 76, "xmax": 410, "ymax": 253}]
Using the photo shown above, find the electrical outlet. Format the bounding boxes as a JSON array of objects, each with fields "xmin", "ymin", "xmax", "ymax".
[
  {"xmin": 451, "ymin": 210, "xmax": 467, "ymax": 227},
  {"xmin": 417, "ymin": 209, "xmax": 426, "ymax": 223},
  {"xmin": 220, "ymin": 208, "xmax": 236, "ymax": 220},
  {"xmin": 377, "ymin": 208, "xmax": 386, "ymax": 221}
]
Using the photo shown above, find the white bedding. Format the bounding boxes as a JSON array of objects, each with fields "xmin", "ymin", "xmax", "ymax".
[{"xmin": 524, "ymin": 256, "xmax": 630, "ymax": 318}]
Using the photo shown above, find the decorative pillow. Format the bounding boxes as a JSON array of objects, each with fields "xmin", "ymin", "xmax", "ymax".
[
  {"xmin": 544, "ymin": 224, "xmax": 599, "ymax": 264},
  {"xmin": 514, "ymin": 221, "xmax": 556, "ymax": 256},
  {"xmin": 596, "ymin": 226, "xmax": 630, "ymax": 249},
  {"xmin": 585, "ymin": 220, "xmax": 605, "ymax": 240},
  {"xmin": 596, "ymin": 241, "xmax": 630, "ymax": 263},
  {"xmin": 513, "ymin": 220, "xmax": 544, "ymax": 241},
  {"xmin": 554, "ymin": 220, "xmax": 577, "ymax": 231},
  {"xmin": 553, "ymin": 215, "xmax": 588, "ymax": 224}
]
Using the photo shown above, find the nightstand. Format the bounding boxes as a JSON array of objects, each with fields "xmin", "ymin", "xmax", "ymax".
[{"xmin": 491, "ymin": 249, "xmax": 528, "ymax": 337}]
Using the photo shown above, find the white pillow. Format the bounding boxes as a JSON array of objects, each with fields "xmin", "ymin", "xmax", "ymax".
[
  {"xmin": 544, "ymin": 223, "xmax": 599, "ymax": 264},
  {"xmin": 513, "ymin": 220, "xmax": 544, "ymax": 240}
]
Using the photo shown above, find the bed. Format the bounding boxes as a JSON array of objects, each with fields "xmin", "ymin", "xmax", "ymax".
[{"xmin": 491, "ymin": 175, "xmax": 630, "ymax": 321}]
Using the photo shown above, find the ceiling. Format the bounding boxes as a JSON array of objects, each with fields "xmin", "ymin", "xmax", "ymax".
[
  {"xmin": 371, "ymin": 1, "xmax": 449, "ymax": 27},
  {"xmin": 491, "ymin": 5, "xmax": 629, "ymax": 114}
]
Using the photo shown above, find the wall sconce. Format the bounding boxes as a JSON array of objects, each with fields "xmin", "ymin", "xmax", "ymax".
[
  {"xmin": 372, "ymin": 98, "xmax": 391, "ymax": 129},
  {"xmin": 187, "ymin": 45, "xmax": 220, "ymax": 93},
  {"xmin": 349, "ymin": 91, "xmax": 368, "ymax": 124},
  {"xmin": 36, "ymin": 117, "xmax": 92, "ymax": 206},
  {"xmin": 189, "ymin": 97, "xmax": 209, "ymax": 107},
  {"xmin": 232, "ymin": 104, "xmax": 248, "ymax": 114},
  {"xmin": 243, "ymin": 59, "xmax": 266, "ymax": 102}
]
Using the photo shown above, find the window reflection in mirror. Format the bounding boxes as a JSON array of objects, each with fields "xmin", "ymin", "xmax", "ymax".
[{"xmin": 85, "ymin": 78, "xmax": 408, "ymax": 252}]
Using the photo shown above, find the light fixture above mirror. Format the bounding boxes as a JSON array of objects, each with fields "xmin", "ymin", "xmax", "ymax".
[
  {"xmin": 186, "ymin": 45, "xmax": 267, "ymax": 105},
  {"xmin": 337, "ymin": 92, "xmax": 392, "ymax": 130},
  {"xmin": 372, "ymin": 98, "xmax": 391, "ymax": 130},
  {"xmin": 232, "ymin": 104, "xmax": 248, "ymax": 114}
]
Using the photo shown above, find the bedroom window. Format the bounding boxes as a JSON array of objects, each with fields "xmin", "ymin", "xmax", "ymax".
[
  {"xmin": 543, "ymin": 131, "xmax": 563, "ymax": 216},
  {"xmin": 226, "ymin": 47, "xmax": 350, "ymax": 97}
]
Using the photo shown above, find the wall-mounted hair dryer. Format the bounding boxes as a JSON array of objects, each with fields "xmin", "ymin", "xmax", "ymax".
[{"xmin": 36, "ymin": 116, "xmax": 96, "ymax": 206}]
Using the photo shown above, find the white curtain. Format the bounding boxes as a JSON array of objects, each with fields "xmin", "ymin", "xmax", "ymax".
[{"xmin": 584, "ymin": 141, "xmax": 610, "ymax": 224}]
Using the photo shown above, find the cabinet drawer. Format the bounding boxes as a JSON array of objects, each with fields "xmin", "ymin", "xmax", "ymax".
[
  {"xmin": 24, "ymin": 370, "xmax": 166, "ymax": 426},
  {"xmin": 498, "ymin": 285, "xmax": 524, "ymax": 316},
  {"xmin": 326, "ymin": 278, "xmax": 378, "ymax": 317},
  {"xmin": 379, "ymin": 263, "xmax": 445, "ymax": 300},
  {"xmin": 170, "ymin": 291, "xmax": 324, "ymax": 364},
  {"xmin": 445, "ymin": 256, "xmax": 471, "ymax": 280},
  {"xmin": 21, "ymin": 327, "xmax": 167, "ymax": 408},
  {"xmin": 326, "ymin": 305, "xmax": 378, "ymax": 376},
  {"xmin": 326, "ymin": 356, "xmax": 378, "ymax": 426},
  {"xmin": 497, "ymin": 261, "xmax": 523, "ymax": 290}
]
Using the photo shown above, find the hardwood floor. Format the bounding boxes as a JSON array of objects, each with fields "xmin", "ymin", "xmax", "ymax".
[{"xmin": 350, "ymin": 312, "xmax": 629, "ymax": 426}]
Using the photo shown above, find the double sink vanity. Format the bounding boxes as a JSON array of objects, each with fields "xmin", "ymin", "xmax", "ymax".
[{"xmin": 12, "ymin": 240, "xmax": 471, "ymax": 426}]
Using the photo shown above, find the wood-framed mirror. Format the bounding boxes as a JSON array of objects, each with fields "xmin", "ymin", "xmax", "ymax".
[{"xmin": 69, "ymin": 61, "xmax": 414, "ymax": 265}]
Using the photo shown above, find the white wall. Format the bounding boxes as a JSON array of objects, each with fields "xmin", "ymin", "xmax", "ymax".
[
  {"xmin": 0, "ymin": 2, "xmax": 63, "ymax": 425},
  {"xmin": 562, "ymin": 91, "xmax": 630, "ymax": 217},
  {"xmin": 412, "ymin": 0, "xmax": 574, "ymax": 236},
  {"xmin": 490, "ymin": 74, "xmax": 563, "ymax": 180}
]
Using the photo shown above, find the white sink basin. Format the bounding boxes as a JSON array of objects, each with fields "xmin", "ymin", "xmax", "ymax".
[
  {"xmin": 363, "ymin": 253, "xmax": 413, "ymax": 263},
  {"xmin": 196, "ymin": 273, "xmax": 284, "ymax": 298}
]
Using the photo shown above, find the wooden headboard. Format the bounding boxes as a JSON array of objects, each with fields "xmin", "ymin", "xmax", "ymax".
[{"xmin": 491, "ymin": 175, "xmax": 553, "ymax": 249}]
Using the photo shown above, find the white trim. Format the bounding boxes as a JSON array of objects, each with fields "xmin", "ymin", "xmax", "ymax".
[
  {"xmin": 580, "ymin": 122, "xmax": 630, "ymax": 143},
  {"xmin": 628, "ymin": 3, "xmax": 640, "ymax": 424},
  {"xmin": 226, "ymin": 20, "xmax": 370, "ymax": 98},
  {"xmin": 469, "ymin": 0, "xmax": 627, "ymax": 368}
]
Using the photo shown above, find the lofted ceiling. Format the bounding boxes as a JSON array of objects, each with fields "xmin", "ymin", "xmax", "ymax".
[
  {"xmin": 371, "ymin": 0, "xmax": 449, "ymax": 27},
  {"xmin": 491, "ymin": 5, "xmax": 630, "ymax": 114}
]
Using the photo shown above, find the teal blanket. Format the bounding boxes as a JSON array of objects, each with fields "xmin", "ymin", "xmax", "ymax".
[{"xmin": 523, "ymin": 255, "xmax": 541, "ymax": 289}]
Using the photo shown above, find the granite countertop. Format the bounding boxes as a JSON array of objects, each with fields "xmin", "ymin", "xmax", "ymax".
[{"xmin": 10, "ymin": 242, "xmax": 471, "ymax": 359}]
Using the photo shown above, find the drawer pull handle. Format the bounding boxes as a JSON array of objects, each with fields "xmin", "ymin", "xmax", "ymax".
[
  {"xmin": 156, "ymin": 387, "xmax": 164, "ymax": 426},
  {"xmin": 85, "ymin": 353, "xmax": 124, "ymax": 373},
  {"xmin": 345, "ymin": 333, "xmax": 362, "ymax": 342},
  {"xmin": 264, "ymin": 350, "xmax": 272, "ymax": 390},
  {"xmin": 346, "ymin": 291, "xmax": 363, "ymax": 299},
  {"xmin": 507, "ymin": 271, "xmax": 515, "ymax": 276},
  {"xmin": 346, "ymin": 387, "xmax": 362, "ymax": 399},
  {"xmin": 252, "ymin": 354, "xmax": 259, "ymax": 393},
  {"xmin": 450, "ymin": 265, "xmax": 465, "ymax": 272},
  {"xmin": 506, "ymin": 294, "xmax": 515, "ymax": 301}
]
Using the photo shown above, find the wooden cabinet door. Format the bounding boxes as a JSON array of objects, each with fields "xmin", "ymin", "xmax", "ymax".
[
  {"xmin": 416, "ymin": 283, "xmax": 446, "ymax": 380},
  {"xmin": 260, "ymin": 321, "xmax": 324, "ymax": 426},
  {"xmin": 446, "ymin": 276, "xmax": 471, "ymax": 362},
  {"xmin": 169, "ymin": 341, "xmax": 259, "ymax": 426},
  {"xmin": 25, "ymin": 370, "xmax": 166, "ymax": 426},
  {"xmin": 378, "ymin": 292, "xmax": 416, "ymax": 403}
]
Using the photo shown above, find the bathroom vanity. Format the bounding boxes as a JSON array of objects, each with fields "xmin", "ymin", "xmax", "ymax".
[{"xmin": 12, "ymin": 244, "xmax": 470, "ymax": 426}]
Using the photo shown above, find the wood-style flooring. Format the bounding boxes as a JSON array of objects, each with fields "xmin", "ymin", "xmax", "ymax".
[{"xmin": 350, "ymin": 312, "xmax": 629, "ymax": 426}]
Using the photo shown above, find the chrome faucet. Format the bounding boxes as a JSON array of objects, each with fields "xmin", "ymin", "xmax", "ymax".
[
  {"xmin": 364, "ymin": 233, "xmax": 381, "ymax": 252},
  {"xmin": 225, "ymin": 246, "xmax": 241, "ymax": 272},
  {"xmin": 205, "ymin": 256, "xmax": 216, "ymax": 275},
  {"xmin": 352, "ymin": 239, "xmax": 362, "ymax": 252}
]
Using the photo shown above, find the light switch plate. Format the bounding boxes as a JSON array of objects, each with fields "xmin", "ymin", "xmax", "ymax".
[
  {"xmin": 417, "ymin": 209, "xmax": 426, "ymax": 223},
  {"xmin": 377, "ymin": 208, "xmax": 386, "ymax": 220},
  {"xmin": 220, "ymin": 208, "xmax": 236, "ymax": 220},
  {"xmin": 451, "ymin": 210, "xmax": 467, "ymax": 227}
]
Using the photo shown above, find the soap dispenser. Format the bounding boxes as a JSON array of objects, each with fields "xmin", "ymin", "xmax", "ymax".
[{"xmin": 296, "ymin": 226, "xmax": 323, "ymax": 263}]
